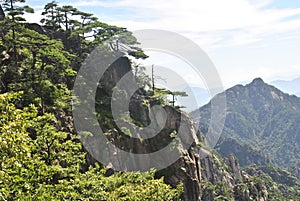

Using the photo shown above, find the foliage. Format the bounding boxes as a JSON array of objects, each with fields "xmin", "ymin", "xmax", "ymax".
[
  {"xmin": 0, "ymin": 92, "xmax": 81, "ymax": 199},
  {"xmin": 1, "ymin": 1, "xmax": 299, "ymax": 200},
  {"xmin": 216, "ymin": 137, "xmax": 272, "ymax": 167},
  {"xmin": 0, "ymin": 92, "xmax": 182, "ymax": 200},
  {"xmin": 243, "ymin": 165, "xmax": 300, "ymax": 199},
  {"xmin": 0, "ymin": 1, "xmax": 183, "ymax": 200}
]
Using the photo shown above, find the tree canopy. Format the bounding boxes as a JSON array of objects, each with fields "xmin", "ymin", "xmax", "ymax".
[{"xmin": 0, "ymin": 1, "xmax": 182, "ymax": 200}]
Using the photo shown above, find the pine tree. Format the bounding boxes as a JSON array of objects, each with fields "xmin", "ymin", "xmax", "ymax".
[{"xmin": 1, "ymin": 0, "xmax": 34, "ymax": 62}]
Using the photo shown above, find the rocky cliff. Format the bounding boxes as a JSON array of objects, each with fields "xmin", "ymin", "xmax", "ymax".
[
  {"xmin": 0, "ymin": 5, "xmax": 5, "ymax": 21},
  {"xmin": 90, "ymin": 57, "xmax": 283, "ymax": 200},
  {"xmin": 200, "ymin": 153, "xmax": 269, "ymax": 201},
  {"xmin": 93, "ymin": 56, "xmax": 202, "ymax": 200}
]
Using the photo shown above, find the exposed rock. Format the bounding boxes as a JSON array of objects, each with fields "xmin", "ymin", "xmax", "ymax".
[
  {"xmin": 93, "ymin": 56, "xmax": 202, "ymax": 200},
  {"xmin": 88, "ymin": 57, "xmax": 276, "ymax": 200},
  {"xmin": 289, "ymin": 166, "xmax": 300, "ymax": 179},
  {"xmin": 201, "ymin": 152, "xmax": 235, "ymax": 188},
  {"xmin": 158, "ymin": 146, "xmax": 201, "ymax": 201},
  {"xmin": 24, "ymin": 23, "xmax": 46, "ymax": 34},
  {"xmin": 0, "ymin": 5, "xmax": 5, "ymax": 21},
  {"xmin": 201, "ymin": 153, "xmax": 269, "ymax": 201},
  {"xmin": 225, "ymin": 154, "xmax": 242, "ymax": 179},
  {"xmin": 108, "ymin": 98, "xmax": 203, "ymax": 200}
]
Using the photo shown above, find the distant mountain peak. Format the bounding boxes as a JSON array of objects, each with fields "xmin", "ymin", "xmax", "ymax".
[
  {"xmin": 271, "ymin": 77, "xmax": 300, "ymax": 97},
  {"xmin": 250, "ymin": 77, "xmax": 265, "ymax": 85},
  {"xmin": 195, "ymin": 78, "xmax": 300, "ymax": 170}
]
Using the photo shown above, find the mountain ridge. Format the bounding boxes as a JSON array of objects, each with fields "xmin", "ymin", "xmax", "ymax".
[
  {"xmin": 271, "ymin": 77, "xmax": 300, "ymax": 97},
  {"xmin": 193, "ymin": 78, "xmax": 300, "ymax": 172}
]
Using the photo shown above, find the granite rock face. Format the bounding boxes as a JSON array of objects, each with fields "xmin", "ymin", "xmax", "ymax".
[
  {"xmin": 92, "ymin": 57, "xmax": 271, "ymax": 200},
  {"xmin": 0, "ymin": 5, "xmax": 5, "ymax": 21},
  {"xmin": 200, "ymin": 153, "xmax": 269, "ymax": 201}
]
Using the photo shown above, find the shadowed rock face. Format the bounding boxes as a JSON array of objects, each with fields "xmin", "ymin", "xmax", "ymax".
[
  {"xmin": 24, "ymin": 23, "xmax": 46, "ymax": 34},
  {"xmin": 95, "ymin": 57, "xmax": 203, "ymax": 200},
  {"xmin": 91, "ymin": 57, "xmax": 274, "ymax": 200},
  {"xmin": 200, "ymin": 153, "xmax": 270, "ymax": 201},
  {"xmin": 0, "ymin": 5, "xmax": 5, "ymax": 21}
]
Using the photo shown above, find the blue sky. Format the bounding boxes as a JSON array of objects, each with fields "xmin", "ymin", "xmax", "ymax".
[{"xmin": 23, "ymin": 0, "xmax": 300, "ymax": 88}]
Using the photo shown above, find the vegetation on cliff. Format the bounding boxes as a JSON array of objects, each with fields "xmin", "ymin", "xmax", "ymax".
[{"xmin": 1, "ymin": 1, "xmax": 299, "ymax": 200}]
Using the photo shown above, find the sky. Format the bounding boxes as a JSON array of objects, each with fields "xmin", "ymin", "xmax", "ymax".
[{"xmin": 23, "ymin": 0, "xmax": 300, "ymax": 89}]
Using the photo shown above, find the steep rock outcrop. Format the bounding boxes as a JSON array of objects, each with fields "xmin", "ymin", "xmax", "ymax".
[
  {"xmin": 91, "ymin": 56, "xmax": 202, "ymax": 200},
  {"xmin": 89, "ymin": 58, "xmax": 276, "ymax": 200},
  {"xmin": 0, "ymin": 5, "xmax": 5, "ymax": 21},
  {"xmin": 225, "ymin": 155, "xmax": 242, "ymax": 178},
  {"xmin": 200, "ymin": 152, "xmax": 269, "ymax": 201}
]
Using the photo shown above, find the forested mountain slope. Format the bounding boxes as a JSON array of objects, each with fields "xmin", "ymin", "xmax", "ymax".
[
  {"xmin": 194, "ymin": 78, "xmax": 300, "ymax": 173},
  {"xmin": 1, "ymin": 1, "xmax": 299, "ymax": 200}
]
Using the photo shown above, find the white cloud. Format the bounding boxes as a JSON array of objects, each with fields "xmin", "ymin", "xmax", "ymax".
[
  {"xmin": 258, "ymin": 64, "xmax": 300, "ymax": 82},
  {"xmin": 23, "ymin": 10, "xmax": 43, "ymax": 24},
  {"xmin": 70, "ymin": 0, "xmax": 300, "ymax": 49},
  {"xmin": 23, "ymin": 0, "xmax": 300, "ymax": 85},
  {"xmin": 278, "ymin": 33, "xmax": 300, "ymax": 41},
  {"xmin": 25, "ymin": 0, "xmax": 300, "ymax": 49}
]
